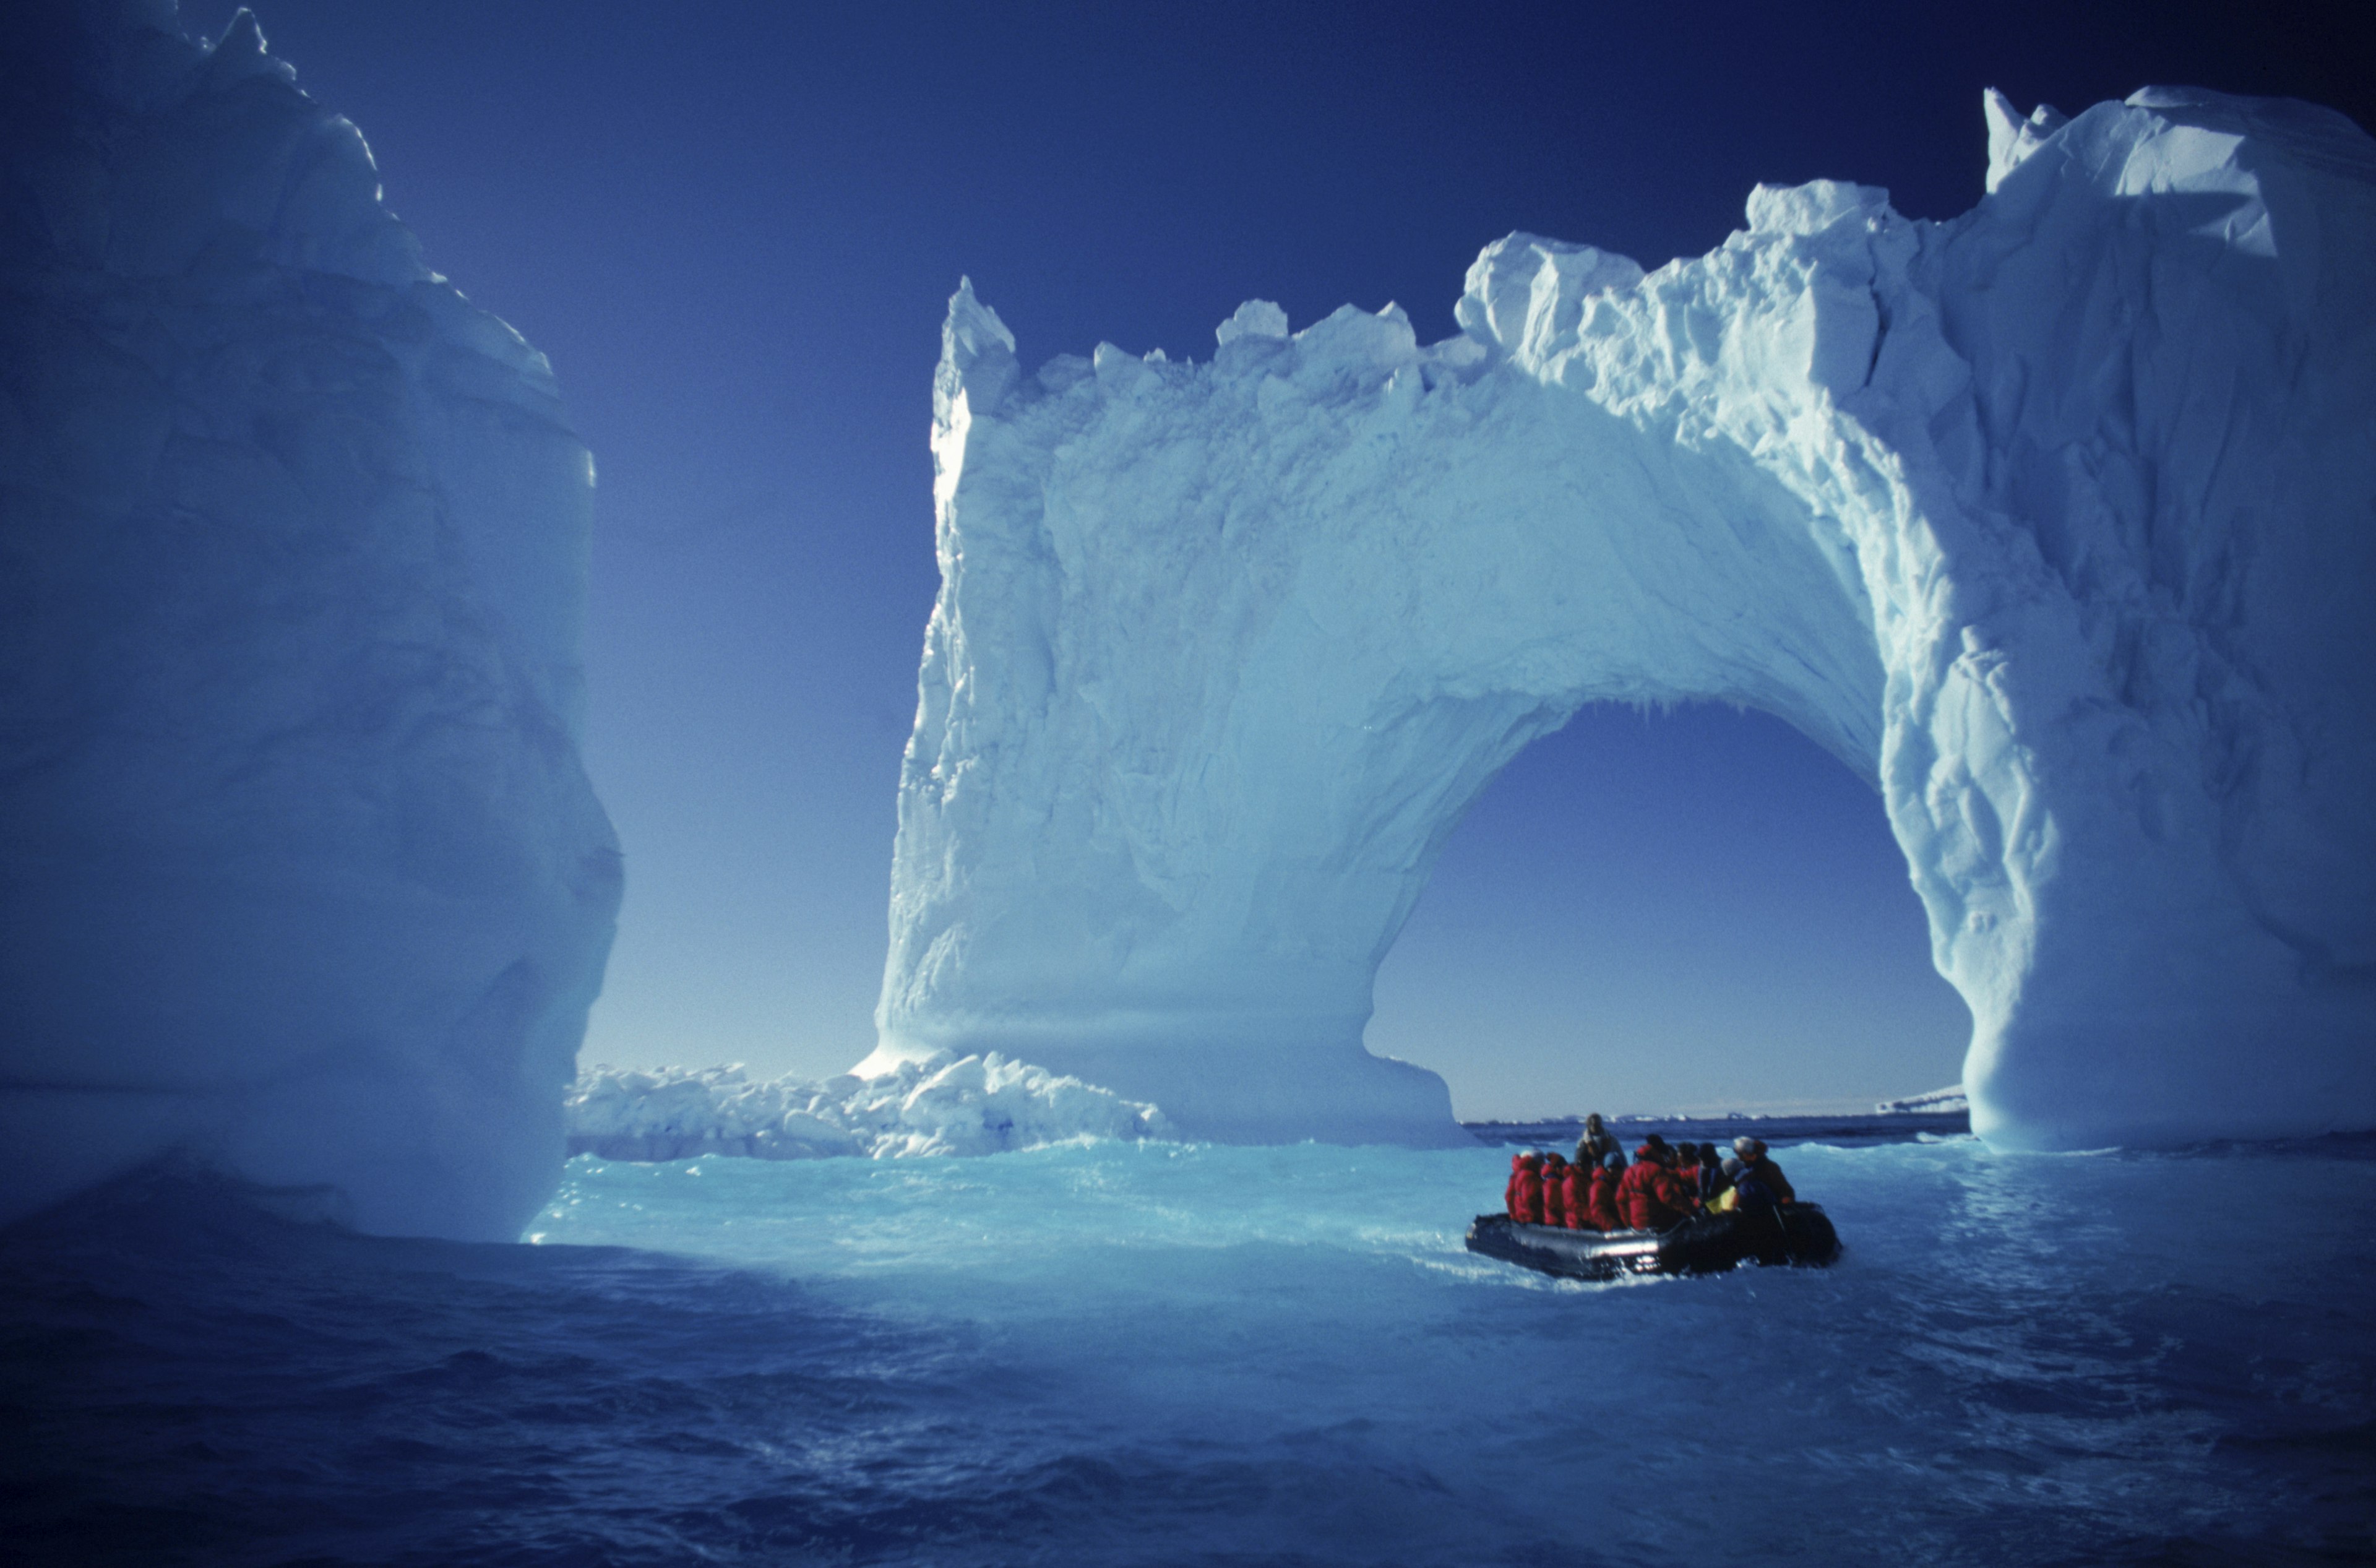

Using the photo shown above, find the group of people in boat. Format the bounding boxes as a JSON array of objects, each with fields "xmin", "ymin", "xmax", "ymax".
[{"xmin": 1502, "ymin": 1113, "xmax": 1798, "ymax": 1233}]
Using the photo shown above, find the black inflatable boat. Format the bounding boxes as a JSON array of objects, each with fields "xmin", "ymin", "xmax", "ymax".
[{"xmin": 1465, "ymin": 1204, "xmax": 1840, "ymax": 1281}]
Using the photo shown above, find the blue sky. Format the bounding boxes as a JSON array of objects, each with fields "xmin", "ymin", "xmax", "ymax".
[{"xmin": 174, "ymin": 0, "xmax": 2360, "ymax": 1118}]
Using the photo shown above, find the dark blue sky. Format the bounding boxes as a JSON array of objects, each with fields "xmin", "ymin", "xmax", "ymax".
[{"xmin": 176, "ymin": 0, "xmax": 2361, "ymax": 1115}]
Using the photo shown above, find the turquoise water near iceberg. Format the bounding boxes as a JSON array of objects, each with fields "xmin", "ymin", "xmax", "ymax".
[{"xmin": 6, "ymin": 1134, "xmax": 2374, "ymax": 1564}]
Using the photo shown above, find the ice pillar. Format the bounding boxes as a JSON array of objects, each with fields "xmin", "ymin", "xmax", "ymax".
[{"xmin": 0, "ymin": 2, "xmax": 620, "ymax": 1235}]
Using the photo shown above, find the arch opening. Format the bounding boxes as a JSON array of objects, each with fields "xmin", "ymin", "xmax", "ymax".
[{"xmin": 1367, "ymin": 701, "xmax": 1971, "ymax": 1124}]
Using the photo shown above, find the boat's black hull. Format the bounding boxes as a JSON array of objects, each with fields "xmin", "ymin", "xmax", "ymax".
[{"xmin": 1465, "ymin": 1205, "xmax": 1840, "ymax": 1281}]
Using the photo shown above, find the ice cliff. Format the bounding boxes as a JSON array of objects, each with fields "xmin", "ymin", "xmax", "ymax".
[
  {"xmin": 880, "ymin": 87, "xmax": 2376, "ymax": 1150},
  {"xmin": 1, "ymin": 2, "xmax": 619, "ymax": 1236}
]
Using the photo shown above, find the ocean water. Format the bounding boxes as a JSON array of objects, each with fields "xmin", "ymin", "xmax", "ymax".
[{"xmin": 5, "ymin": 1132, "xmax": 2374, "ymax": 1566}]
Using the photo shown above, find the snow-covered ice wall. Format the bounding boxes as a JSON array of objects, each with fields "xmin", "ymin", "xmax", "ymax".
[
  {"xmin": 880, "ymin": 88, "xmax": 2376, "ymax": 1150},
  {"xmin": 0, "ymin": 2, "xmax": 619, "ymax": 1236}
]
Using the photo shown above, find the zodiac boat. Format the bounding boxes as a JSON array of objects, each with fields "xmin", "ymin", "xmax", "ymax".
[{"xmin": 1465, "ymin": 1205, "xmax": 1841, "ymax": 1281}]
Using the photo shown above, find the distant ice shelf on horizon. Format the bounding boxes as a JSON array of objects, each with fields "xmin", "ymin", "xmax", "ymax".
[{"xmin": 1874, "ymin": 1085, "xmax": 1970, "ymax": 1116}]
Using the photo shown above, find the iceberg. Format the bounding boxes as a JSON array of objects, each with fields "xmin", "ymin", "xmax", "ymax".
[
  {"xmin": 1876, "ymin": 1086, "xmax": 1969, "ymax": 1117},
  {"xmin": 0, "ymin": 2, "xmax": 619, "ymax": 1236},
  {"xmin": 564, "ymin": 1052, "xmax": 1171, "ymax": 1163},
  {"xmin": 879, "ymin": 87, "xmax": 2376, "ymax": 1151}
]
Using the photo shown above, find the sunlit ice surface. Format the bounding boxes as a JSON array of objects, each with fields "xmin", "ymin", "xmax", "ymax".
[{"xmin": 6, "ymin": 1136, "xmax": 2373, "ymax": 1565}]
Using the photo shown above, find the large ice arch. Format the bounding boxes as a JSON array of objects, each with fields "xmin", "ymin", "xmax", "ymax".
[{"xmin": 873, "ymin": 88, "xmax": 2376, "ymax": 1150}]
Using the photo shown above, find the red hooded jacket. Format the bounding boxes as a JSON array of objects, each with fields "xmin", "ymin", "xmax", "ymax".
[
  {"xmin": 1617, "ymin": 1157, "xmax": 1697, "ymax": 1230},
  {"xmin": 1539, "ymin": 1158, "xmax": 1570, "ymax": 1228},
  {"xmin": 1559, "ymin": 1163, "xmax": 1588, "ymax": 1230},
  {"xmin": 1508, "ymin": 1157, "xmax": 1544, "ymax": 1225},
  {"xmin": 1586, "ymin": 1166, "xmax": 1624, "ymax": 1230}
]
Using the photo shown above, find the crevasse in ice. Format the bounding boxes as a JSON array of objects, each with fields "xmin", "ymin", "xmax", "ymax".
[
  {"xmin": 879, "ymin": 87, "xmax": 2376, "ymax": 1150},
  {"xmin": 0, "ymin": 2, "xmax": 619, "ymax": 1236}
]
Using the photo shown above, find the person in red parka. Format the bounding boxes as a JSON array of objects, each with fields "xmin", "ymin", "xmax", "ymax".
[
  {"xmin": 1504, "ymin": 1153, "xmax": 1528, "ymax": 1219},
  {"xmin": 1559, "ymin": 1157, "xmax": 1588, "ymax": 1230},
  {"xmin": 1544, "ymin": 1154, "xmax": 1573, "ymax": 1230},
  {"xmin": 1507, "ymin": 1152, "xmax": 1545, "ymax": 1225},
  {"xmin": 1617, "ymin": 1143, "xmax": 1698, "ymax": 1230},
  {"xmin": 1538, "ymin": 1153, "xmax": 1569, "ymax": 1228},
  {"xmin": 1586, "ymin": 1153, "xmax": 1625, "ymax": 1231}
]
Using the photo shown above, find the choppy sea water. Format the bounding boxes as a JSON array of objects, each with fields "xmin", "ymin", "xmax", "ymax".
[{"xmin": 5, "ymin": 1131, "xmax": 2374, "ymax": 1566}]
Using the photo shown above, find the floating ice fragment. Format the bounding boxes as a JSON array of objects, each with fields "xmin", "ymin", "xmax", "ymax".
[{"xmin": 564, "ymin": 1053, "xmax": 1173, "ymax": 1163}]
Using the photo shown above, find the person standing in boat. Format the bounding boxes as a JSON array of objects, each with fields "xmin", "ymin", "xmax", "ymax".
[
  {"xmin": 1617, "ymin": 1142, "xmax": 1698, "ymax": 1230},
  {"xmin": 1731, "ymin": 1137, "xmax": 1796, "ymax": 1203},
  {"xmin": 1574, "ymin": 1113, "xmax": 1622, "ymax": 1169}
]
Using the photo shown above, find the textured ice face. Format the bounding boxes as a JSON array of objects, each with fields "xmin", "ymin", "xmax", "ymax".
[
  {"xmin": 0, "ymin": 3, "xmax": 619, "ymax": 1235},
  {"xmin": 883, "ymin": 87, "xmax": 2376, "ymax": 1150},
  {"xmin": 565, "ymin": 1053, "xmax": 1171, "ymax": 1163}
]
